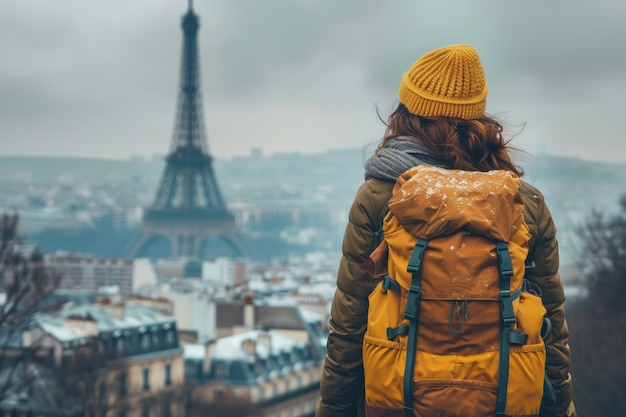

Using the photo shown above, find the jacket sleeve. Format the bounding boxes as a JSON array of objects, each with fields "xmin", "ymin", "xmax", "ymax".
[
  {"xmin": 316, "ymin": 179, "xmax": 392, "ymax": 417},
  {"xmin": 523, "ymin": 189, "xmax": 577, "ymax": 417}
]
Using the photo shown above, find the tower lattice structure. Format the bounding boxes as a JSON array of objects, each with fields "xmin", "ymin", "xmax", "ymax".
[{"xmin": 130, "ymin": 1, "xmax": 246, "ymax": 260}]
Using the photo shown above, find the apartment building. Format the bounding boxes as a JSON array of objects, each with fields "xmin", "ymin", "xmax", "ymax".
[
  {"xmin": 2, "ymin": 302, "xmax": 185, "ymax": 417},
  {"xmin": 45, "ymin": 254, "xmax": 157, "ymax": 299}
]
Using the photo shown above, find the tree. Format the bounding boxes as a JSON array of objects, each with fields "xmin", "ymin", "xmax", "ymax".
[
  {"xmin": 569, "ymin": 194, "xmax": 626, "ymax": 415},
  {"xmin": 47, "ymin": 341, "xmax": 113, "ymax": 417},
  {"xmin": 0, "ymin": 213, "xmax": 60, "ymax": 405},
  {"xmin": 575, "ymin": 194, "xmax": 626, "ymax": 306}
]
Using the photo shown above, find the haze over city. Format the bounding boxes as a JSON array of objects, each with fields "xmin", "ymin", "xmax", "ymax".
[
  {"xmin": 1, "ymin": 2, "xmax": 625, "ymax": 417},
  {"xmin": 1, "ymin": 0, "xmax": 625, "ymax": 163}
]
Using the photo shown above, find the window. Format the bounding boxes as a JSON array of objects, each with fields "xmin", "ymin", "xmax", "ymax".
[
  {"xmin": 116, "ymin": 337, "xmax": 125, "ymax": 355},
  {"xmin": 165, "ymin": 363, "xmax": 172, "ymax": 386},
  {"xmin": 151, "ymin": 331, "xmax": 160, "ymax": 347},
  {"xmin": 165, "ymin": 330, "xmax": 175, "ymax": 345},
  {"xmin": 185, "ymin": 362, "xmax": 196, "ymax": 377},
  {"xmin": 214, "ymin": 363, "xmax": 229, "ymax": 378},
  {"xmin": 61, "ymin": 353, "xmax": 72, "ymax": 369},
  {"xmin": 103, "ymin": 339, "xmax": 113, "ymax": 357},
  {"xmin": 141, "ymin": 334, "xmax": 150, "ymax": 350},
  {"xmin": 142, "ymin": 368, "xmax": 150, "ymax": 391},
  {"xmin": 119, "ymin": 373, "xmax": 127, "ymax": 397}
]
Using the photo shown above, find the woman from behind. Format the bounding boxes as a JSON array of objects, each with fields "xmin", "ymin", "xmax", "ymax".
[{"xmin": 316, "ymin": 44, "xmax": 576, "ymax": 417}]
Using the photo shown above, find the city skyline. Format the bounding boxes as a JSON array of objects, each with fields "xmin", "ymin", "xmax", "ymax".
[{"xmin": 1, "ymin": 0, "xmax": 625, "ymax": 163}]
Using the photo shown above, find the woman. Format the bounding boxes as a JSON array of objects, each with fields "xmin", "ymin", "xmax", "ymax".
[{"xmin": 316, "ymin": 44, "xmax": 576, "ymax": 417}]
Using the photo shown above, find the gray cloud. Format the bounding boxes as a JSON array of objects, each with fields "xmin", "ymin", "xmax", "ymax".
[
  {"xmin": 0, "ymin": 0, "xmax": 624, "ymax": 162},
  {"xmin": 485, "ymin": 1, "xmax": 626, "ymax": 90}
]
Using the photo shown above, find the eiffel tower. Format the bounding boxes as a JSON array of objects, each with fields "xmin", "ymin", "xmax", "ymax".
[{"xmin": 130, "ymin": 1, "xmax": 247, "ymax": 260}]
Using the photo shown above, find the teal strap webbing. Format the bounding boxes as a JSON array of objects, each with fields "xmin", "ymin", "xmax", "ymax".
[
  {"xmin": 543, "ymin": 374, "xmax": 557, "ymax": 404},
  {"xmin": 541, "ymin": 317, "xmax": 555, "ymax": 405},
  {"xmin": 509, "ymin": 330, "xmax": 528, "ymax": 346},
  {"xmin": 387, "ymin": 325, "xmax": 410, "ymax": 340},
  {"xmin": 541, "ymin": 317, "xmax": 552, "ymax": 340},
  {"xmin": 511, "ymin": 283, "xmax": 523, "ymax": 301},
  {"xmin": 382, "ymin": 275, "xmax": 402, "ymax": 294},
  {"xmin": 403, "ymin": 319, "xmax": 418, "ymax": 417},
  {"xmin": 402, "ymin": 238, "xmax": 427, "ymax": 417},
  {"xmin": 496, "ymin": 325, "xmax": 512, "ymax": 417},
  {"xmin": 495, "ymin": 241, "xmax": 516, "ymax": 417}
]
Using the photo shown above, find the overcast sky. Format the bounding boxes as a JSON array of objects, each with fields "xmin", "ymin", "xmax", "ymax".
[{"xmin": 1, "ymin": 0, "xmax": 625, "ymax": 163}]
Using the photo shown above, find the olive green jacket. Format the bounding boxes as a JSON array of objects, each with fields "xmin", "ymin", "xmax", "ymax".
[{"xmin": 316, "ymin": 177, "xmax": 577, "ymax": 417}]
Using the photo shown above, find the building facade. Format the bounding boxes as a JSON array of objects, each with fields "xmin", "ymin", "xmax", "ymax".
[
  {"xmin": 45, "ymin": 254, "xmax": 156, "ymax": 299},
  {"xmin": 2, "ymin": 303, "xmax": 186, "ymax": 417},
  {"xmin": 186, "ymin": 329, "xmax": 320, "ymax": 417},
  {"xmin": 183, "ymin": 302, "xmax": 326, "ymax": 417}
]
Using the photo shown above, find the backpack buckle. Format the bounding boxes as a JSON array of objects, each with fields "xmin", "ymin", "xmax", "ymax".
[
  {"xmin": 406, "ymin": 239, "xmax": 428, "ymax": 273},
  {"xmin": 405, "ymin": 286, "xmax": 420, "ymax": 320},
  {"xmin": 499, "ymin": 290, "xmax": 516, "ymax": 326}
]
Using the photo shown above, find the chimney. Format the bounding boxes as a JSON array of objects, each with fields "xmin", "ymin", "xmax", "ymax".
[
  {"xmin": 243, "ymin": 303, "xmax": 254, "ymax": 329},
  {"xmin": 258, "ymin": 331, "xmax": 271, "ymax": 350},
  {"xmin": 241, "ymin": 339, "xmax": 257, "ymax": 357},
  {"xmin": 102, "ymin": 301, "xmax": 125, "ymax": 320}
]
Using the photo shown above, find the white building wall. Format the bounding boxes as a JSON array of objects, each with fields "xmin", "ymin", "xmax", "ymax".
[
  {"xmin": 46, "ymin": 254, "xmax": 135, "ymax": 297},
  {"xmin": 132, "ymin": 258, "xmax": 157, "ymax": 292},
  {"xmin": 202, "ymin": 258, "xmax": 234, "ymax": 287},
  {"xmin": 170, "ymin": 293, "xmax": 216, "ymax": 344}
]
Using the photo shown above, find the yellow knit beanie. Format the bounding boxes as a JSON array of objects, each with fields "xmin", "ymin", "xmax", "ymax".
[{"xmin": 398, "ymin": 44, "xmax": 488, "ymax": 119}]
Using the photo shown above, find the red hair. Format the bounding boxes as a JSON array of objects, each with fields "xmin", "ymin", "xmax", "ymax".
[{"xmin": 380, "ymin": 104, "xmax": 524, "ymax": 176}]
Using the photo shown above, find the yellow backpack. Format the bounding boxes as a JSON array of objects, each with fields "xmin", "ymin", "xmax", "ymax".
[{"xmin": 363, "ymin": 166, "xmax": 551, "ymax": 417}]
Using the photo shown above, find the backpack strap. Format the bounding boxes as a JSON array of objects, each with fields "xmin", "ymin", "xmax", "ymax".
[
  {"xmin": 382, "ymin": 275, "xmax": 402, "ymax": 294},
  {"xmin": 387, "ymin": 325, "xmax": 410, "ymax": 340},
  {"xmin": 402, "ymin": 238, "xmax": 428, "ymax": 417},
  {"xmin": 495, "ymin": 241, "xmax": 516, "ymax": 417}
]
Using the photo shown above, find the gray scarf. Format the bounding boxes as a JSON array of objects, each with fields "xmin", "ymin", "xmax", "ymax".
[{"xmin": 364, "ymin": 136, "xmax": 448, "ymax": 181}]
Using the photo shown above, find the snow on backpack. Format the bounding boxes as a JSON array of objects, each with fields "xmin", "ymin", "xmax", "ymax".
[{"xmin": 363, "ymin": 165, "xmax": 553, "ymax": 417}]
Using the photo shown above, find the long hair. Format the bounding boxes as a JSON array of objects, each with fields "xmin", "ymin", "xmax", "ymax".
[{"xmin": 379, "ymin": 103, "xmax": 524, "ymax": 176}]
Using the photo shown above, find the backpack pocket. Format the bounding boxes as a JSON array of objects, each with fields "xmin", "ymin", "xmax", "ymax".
[
  {"xmin": 515, "ymin": 291, "xmax": 548, "ymax": 344},
  {"xmin": 412, "ymin": 379, "xmax": 498, "ymax": 417},
  {"xmin": 363, "ymin": 334, "xmax": 405, "ymax": 411},
  {"xmin": 506, "ymin": 343, "xmax": 546, "ymax": 416},
  {"xmin": 506, "ymin": 291, "xmax": 547, "ymax": 416}
]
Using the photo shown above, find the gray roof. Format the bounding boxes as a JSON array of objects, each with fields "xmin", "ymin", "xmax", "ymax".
[
  {"xmin": 213, "ymin": 329, "xmax": 306, "ymax": 362},
  {"xmin": 34, "ymin": 302, "xmax": 174, "ymax": 342},
  {"xmin": 215, "ymin": 301, "xmax": 245, "ymax": 328}
]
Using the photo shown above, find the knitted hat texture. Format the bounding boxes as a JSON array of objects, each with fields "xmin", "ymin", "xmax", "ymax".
[{"xmin": 398, "ymin": 44, "xmax": 488, "ymax": 119}]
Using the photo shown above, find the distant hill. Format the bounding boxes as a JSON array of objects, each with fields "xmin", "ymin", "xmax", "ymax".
[
  {"xmin": 1, "ymin": 150, "xmax": 625, "ymax": 264},
  {"xmin": 0, "ymin": 156, "xmax": 164, "ymax": 185},
  {"xmin": 1, "ymin": 150, "xmax": 624, "ymax": 208}
]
